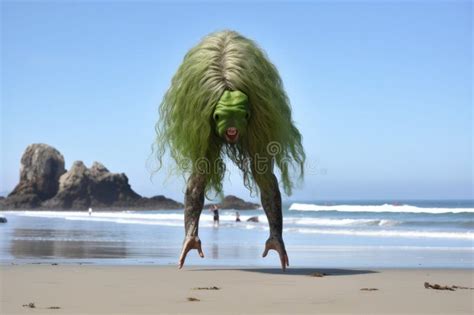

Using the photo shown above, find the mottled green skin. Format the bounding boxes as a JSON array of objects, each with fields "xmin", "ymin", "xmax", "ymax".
[{"xmin": 213, "ymin": 90, "xmax": 250, "ymax": 139}]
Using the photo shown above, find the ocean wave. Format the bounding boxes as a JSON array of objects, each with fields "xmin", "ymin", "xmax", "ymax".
[
  {"xmin": 9, "ymin": 211, "xmax": 471, "ymax": 229},
  {"xmin": 285, "ymin": 217, "xmax": 400, "ymax": 227},
  {"xmin": 289, "ymin": 203, "xmax": 474, "ymax": 214},
  {"xmin": 288, "ymin": 245, "xmax": 474, "ymax": 252},
  {"xmin": 285, "ymin": 227, "xmax": 474, "ymax": 240},
  {"xmin": 12, "ymin": 211, "xmax": 401, "ymax": 227},
  {"xmin": 10, "ymin": 211, "xmax": 263, "ymax": 227},
  {"xmin": 13, "ymin": 211, "xmax": 186, "ymax": 221}
]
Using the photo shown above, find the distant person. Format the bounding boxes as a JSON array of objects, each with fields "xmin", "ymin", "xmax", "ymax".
[
  {"xmin": 235, "ymin": 211, "xmax": 241, "ymax": 222},
  {"xmin": 210, "ymin": 204, "xmax": 219, "ymax": 226},
  {"xmin": 88, "ymin": 208, "xmax": 92, "ymax": 216}
]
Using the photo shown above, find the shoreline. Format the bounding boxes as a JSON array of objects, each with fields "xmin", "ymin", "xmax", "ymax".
[
  {"xmin": 3, "ymin": 261, "xmax": 474, "ymax": 270},
  {"xmin": 1, "ymin": 265, "xmax": 473, "ymax": 314}
]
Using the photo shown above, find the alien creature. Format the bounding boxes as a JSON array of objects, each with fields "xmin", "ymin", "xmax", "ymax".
[{"xmin": 154, "ymin": 30, "xmax": 305, "ymax": 270}]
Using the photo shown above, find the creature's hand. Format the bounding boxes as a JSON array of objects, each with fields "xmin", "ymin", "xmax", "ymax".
[
  {"xmin": 262, "ymin": 236, "xmax": 289, "ymax": 271},
  {"xmin": 178, "ymin": 236, "xmax": 204, "ymax": 269}
]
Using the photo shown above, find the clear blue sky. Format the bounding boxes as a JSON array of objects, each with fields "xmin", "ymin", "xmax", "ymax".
[{"xmin": 1, "ymin": 1, "xmax": 472, "ymax": 201}]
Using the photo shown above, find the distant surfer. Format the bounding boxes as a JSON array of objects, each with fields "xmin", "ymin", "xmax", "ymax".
[
  {"xmin": 88, "ymin": 208, "xmax": 92, "ymax": 216},
  {"xmin": 235, "ymin": 211, "xmax": 241, "ymax": 222}
]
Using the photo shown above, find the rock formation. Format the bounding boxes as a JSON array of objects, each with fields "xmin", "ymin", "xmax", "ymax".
[
  {"xmin": 1, "ymin": 144, "xmax": 183, "ymax": 210},
  {"xmin": 43, "ymin": 161, "xmax": 91, "ymax": 209},
  {"xmin": 247, "ymin": 216, "xmax": 260, "ymax": 222},
  {"xmin": 43, "ymin": 161, "xmax": 142, "ymax": 210},
  {"xmin": 211, "ymin": 195, "xmax": 260, "ymax": 210},
  {"xmin": 136, "ymin": 195, "xmax": 186, "ymax": 209},
  {"xmin": 5, "ymin": 144, "xmax": 65, "ymax": 208}
]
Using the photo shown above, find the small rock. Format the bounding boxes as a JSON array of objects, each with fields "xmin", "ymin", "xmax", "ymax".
[
  {"xmin": 247, "ymin": 216, "xmax": 259, "ymax": 223},
  {"xmin": 187, "ymin": 297, "xmax": 200, "ymax": 302}
]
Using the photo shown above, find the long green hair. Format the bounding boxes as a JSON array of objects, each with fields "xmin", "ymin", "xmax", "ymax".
[{"xmin": 154, "ymin": 30, "xmax": 305, "ymax": 196}]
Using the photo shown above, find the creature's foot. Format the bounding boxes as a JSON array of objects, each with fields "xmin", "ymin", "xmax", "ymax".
[
  {"xmin": 262, "ymin": 236, "xmax": 289, "ymax": 271},
  {"xmin": 178, "ymin": 236, "xmax": 204, "ymax": 269}
]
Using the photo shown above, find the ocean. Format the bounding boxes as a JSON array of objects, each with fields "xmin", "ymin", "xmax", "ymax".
[{"xmin": 1, "ymin": 200, "xmax": 473, "ymax": 268}]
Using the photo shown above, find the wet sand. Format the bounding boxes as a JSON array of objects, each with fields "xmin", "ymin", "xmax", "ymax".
[{"xmin": 1, "ymin": 265, "xmax": 473, "ymax": 314}]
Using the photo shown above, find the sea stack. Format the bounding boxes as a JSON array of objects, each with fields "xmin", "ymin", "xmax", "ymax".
[{"xmin": 4, "ymin": 144, "xmax": 66, "ymax": 208}]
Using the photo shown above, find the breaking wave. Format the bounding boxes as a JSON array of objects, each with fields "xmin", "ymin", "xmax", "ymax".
[
  {"xmin": 284, "ymin": 227, "xmax": 474, "ymax": 240},
  {"xmin": 289, "ymin": 203, "xmax": 474, "ymax": 214}
]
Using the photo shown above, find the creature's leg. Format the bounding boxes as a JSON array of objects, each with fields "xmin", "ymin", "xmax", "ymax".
[
  {"xmin": 178, "ymin": 173, "xmax": 206, "ymax": 269},
  {"xmin": 258, "ymin": 173, "xmax": 289, "ymax": 271}
]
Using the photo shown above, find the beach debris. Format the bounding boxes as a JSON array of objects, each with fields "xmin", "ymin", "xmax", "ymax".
[
  {"xmin": 424, "ymin": 282, "xmax": 455, "ymax": 291},
  {"xmin": 424, "ymin": 282, "xmax": 473, "ymax": 291},
  {"xmin": 360, "ymin": 288, "xmax": 379, "ymax": 291},
  {"xmin": 310, "ymin": 272, "xmax": 328, "ymax": 277},
  {"xmin": 51, "ymin": 263, "xmax": 58, "ymax": 266},
  {"xmin": 452, "ymin": 285, "xmax": 474, "ymax": 290},
  {"xmin": 187, "ymin": 297, "xmax": 200, "ymax": 302},
  {"xmin": 22, "ymin": 303, "xmax": 61, "ymax": 310},
  {"xmin": 193, "ymin": 286, "xmax": 220, "ymax": 290},
  {"xmin": 22, "ymin": 302, "xmax": 36, "ymax": 308}
]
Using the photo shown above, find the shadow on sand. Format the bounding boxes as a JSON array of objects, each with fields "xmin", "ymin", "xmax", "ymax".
[{"xmin": 190, "ymin": 268, "xmax": 377, "ymax": 276}]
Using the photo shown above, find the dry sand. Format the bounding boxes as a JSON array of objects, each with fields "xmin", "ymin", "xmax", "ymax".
[{"xmin": 1, "ymin": 265, "xmax": 473, "ymax": 314}]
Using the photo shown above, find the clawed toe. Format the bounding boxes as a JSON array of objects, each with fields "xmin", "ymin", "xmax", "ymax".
[{"xmin": 262, "ymin": 237, "xmax": 289, "ymax": 271}]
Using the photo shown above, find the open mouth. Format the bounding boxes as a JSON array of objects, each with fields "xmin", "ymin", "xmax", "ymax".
[{"xmin": 225, "ymin": 127, "xmax": 239, "ymax": 143}]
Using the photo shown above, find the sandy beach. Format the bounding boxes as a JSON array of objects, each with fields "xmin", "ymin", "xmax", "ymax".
[{"xmin": 1, "ymin": 265, "xmax": 473, "ymax": 314}]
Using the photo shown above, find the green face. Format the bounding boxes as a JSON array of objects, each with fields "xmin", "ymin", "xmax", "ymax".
[{"xmin": 213, "ymin": 90, "xmax": 250, "ymax": 144}]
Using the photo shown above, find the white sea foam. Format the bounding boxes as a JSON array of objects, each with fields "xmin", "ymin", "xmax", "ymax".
[
  {"xmin": 285, "ymin": 227, "xmax": 474, "ymax": 240},
  {"xmin": 8, "ymin": 211, "xmax": 263, "ymax": 227},
  {"xmin": 10, "ymin": 211, "xmax": 401, "ymax": 228},
  {"xmin": 287, "ymin": 245, "xmax": 474, "ymax": 252},
  {"xmin": 6, "ymin": 211, "xmax": 473, "ymax": 240},
  {"xmin": 289, "ymin": 203, "xmax": 474, "ymax": 214},
  {"xmin": 285, "ymin": 217, "xmax": 400, "ymax": 227},
  {"xmin": 14, "ymin": 211, "xmax": 185, "ymax": 221}
]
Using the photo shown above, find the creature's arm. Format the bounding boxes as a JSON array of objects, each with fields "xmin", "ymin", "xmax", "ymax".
[
  {"xmin": 178, "ymin": 173, "xmax": 206, "ymax": 269},
  {"xmin": 258, "ymin": 173, "xmax": 289, "ymax": 271}
]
